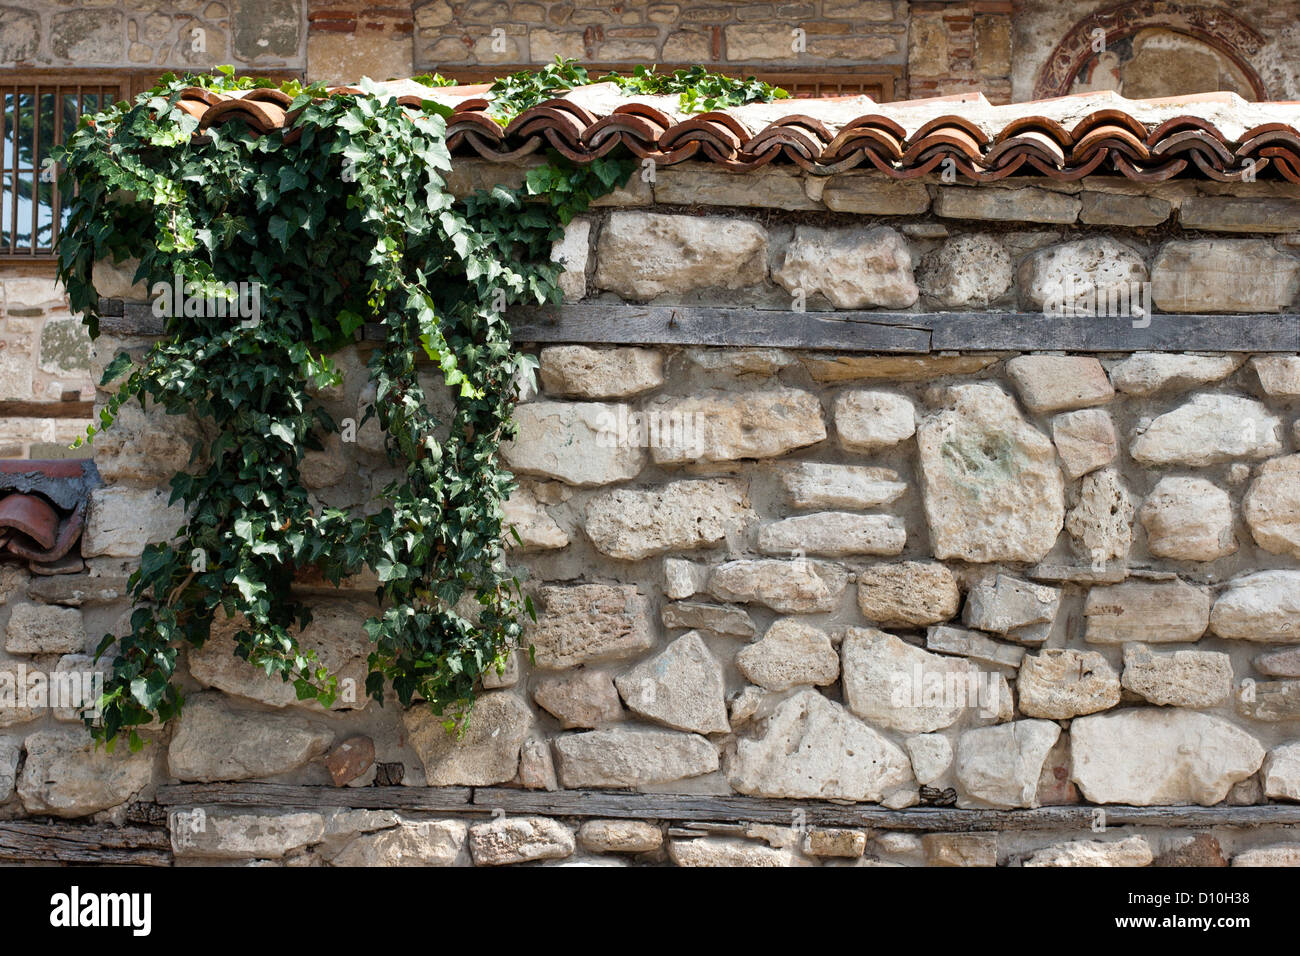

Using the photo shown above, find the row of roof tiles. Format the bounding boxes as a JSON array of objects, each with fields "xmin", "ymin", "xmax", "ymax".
[{"xmin": 166, "ymin": 81, "xmax": 1300, "ymax": 184}]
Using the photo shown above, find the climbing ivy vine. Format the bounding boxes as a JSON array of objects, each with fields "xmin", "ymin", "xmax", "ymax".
[{"xmin": 56, "ymin": 62, "xmax": 780, "ymax": 747}]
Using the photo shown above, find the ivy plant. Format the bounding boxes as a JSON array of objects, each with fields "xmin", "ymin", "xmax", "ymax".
[{"xmin": 56, "ymin": 69, "xmax": 633, "ymax": 745}]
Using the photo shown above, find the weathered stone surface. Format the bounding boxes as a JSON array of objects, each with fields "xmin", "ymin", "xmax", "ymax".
[
  {"xmin": 4, "ymin": 602, "xmax": 82, "ymax": 654},
  {"xmin": 594, "ymin": 212, "xmax": 768, "ymax": 299},
  {"xmin": 926, "ymin": 625, "xmax": 1025, "ymax": 671},
  {"xmin": 533, "ymin": 671, "xmax": 624, "ymax": 729},
  {"xmin": 934, "ymin": 187, "xmax": 1079, "ymax": 224},
  {"xmin": 1017, "ymin": 649, "xmax": 1120, "ymax": 719},
  {"xmin": 1179, "ymin": 197, "xmax": 1300, "ymax": 233},
  {"xmin": 554, "ymin": 728, "xmax": 718, "ymax": 788},
  {"xmin": 833, "ymin": 390, "xmax": 916, "ymax": 451},
  {"xmin": 501, "ymin": 401, "xmax": 645, "ymax": 486},
  {"xmin": 841, "ymin": 628, "xmax": 1004, "ymax": 734},
  {"xmin": 0, "ymin": 657, "xmax": 40, "ymax": 728},
  {"xmin": 92, "ymin": 400, "xmax": 204, "ymax": 486},
  {"xmin": 1154, "ymin": 834, "xmax": 1228, "ymax": 868},
  {"xmin": 324, "ymin": 736, "xmax": 374, "ymax": 787},
  {"xmin": 1109, "ymin": 353, "xmax": 1242, "ymax": 396},
  {"xmin": 518, "ymin": 736, "xmax": 558, "ymax": 791},
  {"xmin": 1139, "ymin": 476, "xmax": 1237, "ymax": 561},
  {"xmin": 0, "ymin": 736, "xmax": 19, "ymax": 802},
  {"xmin": 664, "ymin": 558, "xmax": 708, "ymax": 600},
  {"xmin": 923, "ymin": 833, "xmax": 997, "ymax": 867},
  {"xmin": 550, "ymin": 217, "xmax": 590, "ymax": 300},
  {"xmin": 1131, "ymin": 394, "xmax": 1281, "ymax": 467},
  {"xmin": 331, "ymin": 821, "xmax": 467, "ymax": 866},
  {"xmin": 668, "ymin": 837, "xmax": 800, "ymax": 867},
  {"xmin": 468, "ymin": 817, "xmax": 574, "ymax": 866},
  {"xmin": 662, "ymin": 602, "xmax": 754, "ymax": 638},
  {"xmin": 1237, "ymin": 680, "xmax": 1300, "ymax": 721},
  {"xmin": 804, "ymin": 828, "xmax": 868, "ymax": 858},
  {"xmin": 1264, "ymin": 744, "xmax": 1300, "ymax": 801},
  {"xmin": 1006, "ymin": 356, "xmax": 1115, "ymax": 414},
  {"xmin": 652, "ymin": 165, "xmax": 819, "ymax": 210},
  {"xmin": 1065, "ymin": 468, "xmax": 1134, "ymax": 561},
  {"xmin": 1251, "ymin": 355, "xmax": 1300, "ymax": 397},
  {"xmin": 802, "ymin": 353, "xmax": 999, "ymax": 383},
  {"xmin": 954, "ymin": 720, "xmax": 1061, "ymax": 809},
  {"xmin": 168, "ymin": 693, "xmax": 333, "ymax": 783},
  {"xmin": 709, "ymin": 559, "xmax": 848, "ymax": 614},
  {"xmin": 647, "ymin": 388, "xmax": 826, "ymax": 465},
  {"xmin": 917, "ymin": 384, "xmax": 1065, "ymax": 563},
  {"xmin": 1052, "ymin": 408, "xmax": 1118, "ymax": 479},
  {"xmin": 526, "ymin": 584, "xmax": 655, "ymax": 668},
  {"xmin": 189, "ymin": 601, "xmax": 371, "ymax": 711},
  {"xmin": 1151, "ymin": 239, "xmax": 1300, "ymax": 312},
  {"xmin": 736, "ymin": 619, "xmax": 839, "ymax": 691},
  {"xmin": 779, "ymin": 462, "xmax": 906, "ymax": 510},
  {"xmin": 502, "ymin": 481, "xmax": 568, "ymax": 552},
  {"xmin": 18, "ymin": 728, "xmax": 154, "ymax": 818},
  {"xmin": 857, "ymin": 561, "xmax": 959, "ymax": 628},
  {"xmin": 585, "ymin": 479, "xmax": 750, "ymax": 560},
  {"xmin": 579, "ymin": 819, "xmax": 663, "ymax": 854},
  {"xmin": 1024, "ymin": 836, "xmax": 1153, "ymax": 867},
  {"xmin": 1121, "ymin": 644, "xmax": 1233, "ymax": 708},
  {"xmin": 615, "ymin": 632, "xmax": 729, "ymax": 735},
  {"xmin": 1244, "ymin": 455, "xmax": 1300, "ymax": 558},
  {"xmin": 773, "ymin": 225, "xmax": 917, "ymax": 309},
  {"xmin": 1232, "ymin": 845, "xmax": 1300, "ymax": 867},
  {"xmin": 1084, "ymin": 580, "xmax": 1211, "ymax": 643},
  {"xmin": 963, "ymin": 574, "xmax": 1060, "ymax": 644},
  {"xmin": 1210, "ymin": 571, "xmax": 1300, "ymax": 643},
  {"xmin": 729, "ymin": 689, "xmax": 912, "ymax": 801},
  {"xmin": 82, "ymin": 486, "xmax": 186, "ymax": 558},
  {"xmin": 172, "ymin": 810, "xmax": 325, "ymax": 861},
  {"xmin": 404, "ymin": 693, "xmax": 532, "ymax": 786},
  {"xmin": 905, "ymin": 733, "xmax": 953, "ymax": 786},
  {"xmin": 1256, "ymin": 647, "xmax": 1300, "ymax": 677},
  {"xmin": 1073, "ymin": 709, "xmax": 1265, "ymax": 805},
  {"xmin": 821, "ymin": 174, "xmax": 930, "ymax": 215},
  {"xmin": 759, "ymin": 512, "xmax": 905, "ymax": 557},
  {"xmin": 1018, "ymin": 236, "xmax": 1146, "ymax": 311},
  {"xmin": 539, "ymin": 346, "xmax": 663, "ymax": 399},
  {"xmin": 917, "ymin": 234, "xmax": 1012, "ymax": 308},
  {"xmin": 1080, "ymin": 191, "xmax": 1170, "ymax": 226}
]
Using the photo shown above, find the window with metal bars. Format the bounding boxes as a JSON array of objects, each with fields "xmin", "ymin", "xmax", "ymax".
[{"xmin": 1, "ymin": 75, "xmax": 132, "ymax": 260}]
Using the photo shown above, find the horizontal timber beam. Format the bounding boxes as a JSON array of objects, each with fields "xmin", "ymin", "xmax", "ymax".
[
  {"xmin": 101, "ymin": 299, "xmax": 1300, "ymax": 353},
  {"xmin": 154, "ymin": 784, "xmax": 1300, "ymax": 831},
  {"xmin": 0, "ymin": 821, "xmax": 172, "ymax": 866}
]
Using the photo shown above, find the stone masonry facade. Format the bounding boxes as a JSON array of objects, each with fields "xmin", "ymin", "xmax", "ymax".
[{"xmin": 0, "ymin": 162, "xmax": 1294, "ymax": 866}]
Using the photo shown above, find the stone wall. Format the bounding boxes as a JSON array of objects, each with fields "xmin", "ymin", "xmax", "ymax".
[
  {"xmin": 2, "ymin": 166, "xmax": 1296, "ymax": 866},
  {"xmin": 0, "ymin": 275, "xmax": 94, "ymax": 458},
  {"xmin": 0, "ymin": 0, "xmax": 305, "ymax": 70}
]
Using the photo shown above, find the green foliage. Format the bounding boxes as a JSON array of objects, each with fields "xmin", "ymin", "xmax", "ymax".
[
  {"xmin": 486, "ymin": 57, "xmax": 593, "ymax": 123},
  {"xmin": 484, "ymin": 58, "xmax": 789, "ymax": 123},
  {"xmin": 56, "ymin": 69, "xmax": 633, "ymax": 741},
  {"xmin": 410, "ymin": 73, "xmax": 460, "ymax": 88},
  {"xmin": 607, "ymin": 64, "xmax": 790, "ymax": 113}
]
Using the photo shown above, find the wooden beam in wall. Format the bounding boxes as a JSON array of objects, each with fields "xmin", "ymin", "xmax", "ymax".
[{"xmin": 101, "ymin": 299, "xmax": 1300, "ymax": 354}]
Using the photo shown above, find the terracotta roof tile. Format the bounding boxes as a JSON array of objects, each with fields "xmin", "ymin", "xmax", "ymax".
[
  {"xmin": 0, "ymin": 460, "xmax": 100, "ymax": 570},
  {"xmin": 168, "ymin": 82, "xmax": 1300, "ymax": 183}
]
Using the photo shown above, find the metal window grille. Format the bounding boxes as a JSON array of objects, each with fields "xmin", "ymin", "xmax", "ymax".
[{"xmin": 0, "ymin": 75, "xmax": 132, "ymax": 259}]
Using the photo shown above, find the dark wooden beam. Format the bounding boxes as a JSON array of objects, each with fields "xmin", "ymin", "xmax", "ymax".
[
  {"xmin": 155, "ymin": 781, "xmax": 474, "ymax": 811},
  {"xmin": 0, "ymin": 400, "xmax": 93, "ymax": 418},
  {"xmin": 102, "ymin": 299, "xmax": 1300, "ymax": 353},
  {"xmin": 0, "ymin": 821, "xmax": 171, "ymax": 866},
  {"xmin": 152, "ymin": 783, "xmax": 1300, "ymax": 831}
]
